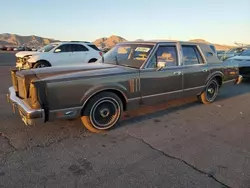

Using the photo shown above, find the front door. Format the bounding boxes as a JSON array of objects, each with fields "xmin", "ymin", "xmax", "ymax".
[
  {"xmin": 51, "ymin": 44, "xmax": 73, "ymax": 66},
  {"xmin": 140, "ymin": 44, "xmax": 183, "ymax": 105},
  {"xmin": 181, "ymin": 45, "xmax": 210, "ymax": 94}
]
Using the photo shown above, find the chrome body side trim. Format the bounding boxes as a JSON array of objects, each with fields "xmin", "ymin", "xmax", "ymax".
[{"xmin": 140, "ymin": 85, "xmax": 205, "ymax": 99}]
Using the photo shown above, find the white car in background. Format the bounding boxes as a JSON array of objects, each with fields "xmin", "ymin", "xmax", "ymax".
[{"xmin": 15, "ymin": 41, "xmax": 103, "ymax": 69}]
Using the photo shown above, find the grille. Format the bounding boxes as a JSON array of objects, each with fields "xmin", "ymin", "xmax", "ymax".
[
  {"xmin": 17, "ymin": 76, "xmax": 26, "ymax": 99},
  {"xmin": 11, "ymin": 70, "xmax": 18, "ymax": 92}
]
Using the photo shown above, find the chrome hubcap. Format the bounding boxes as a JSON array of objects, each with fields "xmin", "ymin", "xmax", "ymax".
[
  {"xmin": 100, "ymin": 108, "xmax": 110, "ymax": 118},
  {"xmin": 206, "ymin": 80, "xmax": 218, "ymax": 101},
  {"xmin": 90, "ymin": 98, "xmax": 121, "ymax": 129},
  {"xmin": 208, "ymin": 88, "xmax": 214, "ymax": 94}
]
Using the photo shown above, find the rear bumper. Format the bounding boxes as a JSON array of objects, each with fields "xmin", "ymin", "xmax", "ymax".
[{"xmin": 6, "ymin": 86, "xmax": 44, "ymax": 126}]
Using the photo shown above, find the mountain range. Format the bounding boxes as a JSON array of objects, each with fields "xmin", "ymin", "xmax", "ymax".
[{"xmin": 0, "ymin": 33, "xmax": 234, "ymax": 50}]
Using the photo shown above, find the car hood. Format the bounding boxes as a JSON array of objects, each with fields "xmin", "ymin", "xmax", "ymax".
[
  {"xmin": 230, "ymin": 55, "xmax": 250, "ymax": 60},
  {"xmin": 228, "ymin": 56, "xmax": 250, "ymax": 67},
  {"xmin": 15, "ymin": 51, "xmax": 40, "ymax": 58},
  {"xmin": 17, "ymin": 63, "xmax": 138, "ymax": 81}
]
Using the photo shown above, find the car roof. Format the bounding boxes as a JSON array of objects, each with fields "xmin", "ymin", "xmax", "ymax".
[
  {"xmin": 51, "ymin": 41, "xmax": 93, "ymax": 45},
  {"xmin": 119, "ymin": 40, "xmax": 213, "ymax": 46}
]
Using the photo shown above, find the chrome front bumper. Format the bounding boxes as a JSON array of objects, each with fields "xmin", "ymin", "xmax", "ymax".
[{"xmin": 6, "ymin": 86, "xmax": 44, "ymax": 126}]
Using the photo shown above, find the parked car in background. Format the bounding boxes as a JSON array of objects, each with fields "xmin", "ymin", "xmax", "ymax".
[
  {"xmin": 15, "ymin": 41, "xmax": 103, "ymax": 69},
  {"xmin": 6, "ymin": 47, "xmax": 15, "ymax": 51},
  {"xmin": 227, "ymin": 48, "xmax": 250, "ymax": 78},
  {"xmin": 14, "ymin": 46, "xmax": 32, "ymax": 51},
  {"xmin": 7, "ymin": 40, "xmax": 242, "ymax": 132},
  {"xmin": 0, "ymin": 46, "xmax": 7, "ymax": 51},
  {"xmin": 221, "ymin": 47, "xmax": 247, "ymax": 61}
]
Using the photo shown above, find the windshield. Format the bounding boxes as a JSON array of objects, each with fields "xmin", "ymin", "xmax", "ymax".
[
  {"xmin": 96, "ymin": 43, "xmax": 154, "ymax": 69},
  {"xmin": 217, "ymin": 50, "xmax": 225, "ymax": 54},
  {"xmin": 38, "ymin": 43, "xmax": 59, "ymax": 52},
  {"xmin": 239, "ymin": 48, "xmax": 250, "ymax": 56},
  {"xmin": 227, "ymin": 48, "xmax": 246, "ymax": 54}
]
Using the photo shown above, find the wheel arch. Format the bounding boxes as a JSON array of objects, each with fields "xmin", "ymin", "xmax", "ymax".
[
  {"xmin": 33, "ymin": 60, "xmax": 52, "ymax": 67},
  {"xmin": 88, "ymin": 58, "xmax": 98, "ymax": 63},
  {"xmin": 206, "ymin": 71, "xmax": 224, "ymax": 87},
  {"xmin": 81, "ymin": 87, "xmax": 128, "ymax": 112}
]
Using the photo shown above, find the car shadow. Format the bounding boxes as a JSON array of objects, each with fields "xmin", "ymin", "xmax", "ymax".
[{"xmin": 116, "ymin": 82, "xmax": 250, "ymax": 130}]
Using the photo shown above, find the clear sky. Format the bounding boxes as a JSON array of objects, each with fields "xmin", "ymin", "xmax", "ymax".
[{"xmin": 1, "ymin": 0, "xmax": 250, "ymax": 45}]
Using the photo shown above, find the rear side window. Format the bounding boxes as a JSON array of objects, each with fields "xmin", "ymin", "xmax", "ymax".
[
  {"xmin": 209, "ymin": 45, "xmax": 216, "ymax": 53},
  {"xmin": 70, "ymin": 44, "xmax": 89, "ymax": 52},
  {"xmin": 88, "ymin": 44, "xmax": 100, "ymax": 51},
  {"xmin": 182, "ymin": 45, "xmax": 204, "ymax": 65}
]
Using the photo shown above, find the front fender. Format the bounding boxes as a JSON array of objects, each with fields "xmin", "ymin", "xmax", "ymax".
[{"xmin": 80, "ymin": 83, "xmax": 129, "ymax": 107}]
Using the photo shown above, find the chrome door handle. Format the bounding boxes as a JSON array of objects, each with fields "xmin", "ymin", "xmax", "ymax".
[
  {"xmin": 173, "ymin": 71, "xmax": 181, "ymax": 75},
  {"xmin": 202, "ymin": 69, "xmax": 208, "ymax": 72}
]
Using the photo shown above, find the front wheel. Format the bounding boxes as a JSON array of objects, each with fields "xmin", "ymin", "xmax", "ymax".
[
  {"xmin": 33, "ymin": 61, "xmax": 50, "ymax": 68},
  {"xmin": 198, "ymin": 79, "xmax": 219, "ymax": 104},
  {"xmin": 81, "ymin": 92, "xmax": 123, "ymax": 133}
]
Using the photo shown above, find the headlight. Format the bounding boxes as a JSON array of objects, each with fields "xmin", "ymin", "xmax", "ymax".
[
  {"xmin": 29, "ymin": 82, "xmax": 41, "ymax": 109},
  {"xmin": 24, "ymin": 55, "xmax": 32, "ymax": 61}
]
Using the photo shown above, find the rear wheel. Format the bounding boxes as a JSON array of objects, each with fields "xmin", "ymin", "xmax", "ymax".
[
  {"xmin": 33, "ymin": 61, "xmax": 50, "ymax": 68},
  {"xmin": 199, "ymin": 79, "xmax": 219, "ymax": 104},
  {"xmin": 81, "ymin": 92, "xmax": 123, "ymax": 133},
  {"xmin": 88, "ymin": 58, "xmax": 97, "ymax": 63}
]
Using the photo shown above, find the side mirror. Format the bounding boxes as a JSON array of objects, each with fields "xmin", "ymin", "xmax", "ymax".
[
  {"xmin": 156, "ymin": 61, "xmax": 166, "ymax": 71},
  {"xmin": 54, "ymin": 48, "xmax": 61, "ymax": 53}
]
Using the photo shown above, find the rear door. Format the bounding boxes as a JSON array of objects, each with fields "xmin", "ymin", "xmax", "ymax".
[
  {"xmin": 140, "ymin": 43, "xmax": 183, "ymax": 105},
  {"xmin": 181, "ymin": 45, "xmax": 209, "ymax": 93},
  {"xmin": 69, "ymin": 44, "xmax": 88, "ymax": 64}
]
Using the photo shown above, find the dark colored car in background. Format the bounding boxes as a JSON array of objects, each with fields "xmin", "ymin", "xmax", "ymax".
[{"xmin": 221, "ymin": 47, "xmax": 247, "ymax": 61}]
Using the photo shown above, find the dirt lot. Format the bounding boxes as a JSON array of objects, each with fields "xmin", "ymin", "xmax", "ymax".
[{"xmin": 1, "ymin": 53, "xmax": 250, "ymax": 188}]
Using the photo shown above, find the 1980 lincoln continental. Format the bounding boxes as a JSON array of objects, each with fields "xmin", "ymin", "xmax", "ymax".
[{"xmin": 7, "ymin": 41, "xmax": 243, "ymax": 133}]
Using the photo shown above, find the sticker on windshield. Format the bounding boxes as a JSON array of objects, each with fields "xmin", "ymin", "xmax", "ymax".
[{"xmin": 135, "ymin": 47, "xmax": 150, "ymax": 52}]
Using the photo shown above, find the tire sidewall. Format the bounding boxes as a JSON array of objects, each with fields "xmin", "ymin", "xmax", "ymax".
[
  {"xmin": 33, "ymin": 61, "xmax": 49, "ymax": 68},
  {"xmin": 204, "ymin": 79, "xmax": 219, "ymax": 102},
  {"xmin": 82, "ymin": 92, "xmax": 123, "ymax": 131}
]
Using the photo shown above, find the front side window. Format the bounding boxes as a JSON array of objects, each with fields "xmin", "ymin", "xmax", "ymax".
[
  {"xmin": 38, "ymin": 43, "xmax": 59, "ymax": 52},
  {"xmin": 147, "ymin": 46, "xmax": 178, "ymax": 68},
  {"xmin": 182, "ymin": 45, "xmax": 203, "ymax": 65},
  {"xmin": 54, "ymin": 44, "xmax": 71, "ymax": 53},
  {"xmin": 96, "ymin": 44, "xmax": 154, "ymax": 69}
]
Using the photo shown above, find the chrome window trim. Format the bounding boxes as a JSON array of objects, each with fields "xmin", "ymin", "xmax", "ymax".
[
  {"xmin": 180, "ymin": 44, "xmax": 208, "ymax": 66},
  {"xmin": 142, "ymin": 42, "xmax": 180, "ymax": 69}
]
